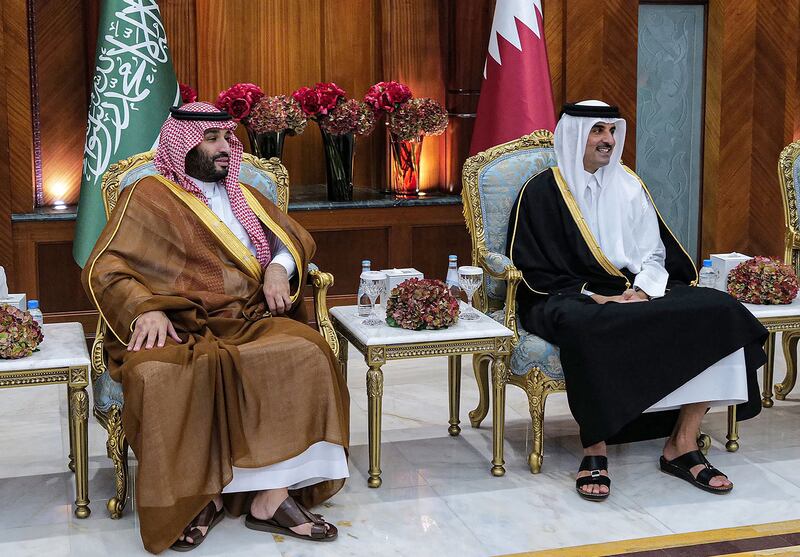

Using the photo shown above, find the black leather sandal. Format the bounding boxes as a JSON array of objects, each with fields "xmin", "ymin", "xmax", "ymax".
[
  {"xmin": 659, "ymin": 450, "xmax": 733, "ymax": 494},
  {"xmin": 170, "ymin": 500, "xmax": 225, "ymax": 552},
  {"xmin": 245, "ymin": 496, "xmax": 337, "ymax": 542},
  {"xmin": 576, "ymin": 455, "xmax": 611, "ymax": 502}
]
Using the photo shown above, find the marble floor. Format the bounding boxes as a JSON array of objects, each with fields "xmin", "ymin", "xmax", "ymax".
[{"xmin": 2, "ymin": 337, "xmax": 800, "ymax": 557}]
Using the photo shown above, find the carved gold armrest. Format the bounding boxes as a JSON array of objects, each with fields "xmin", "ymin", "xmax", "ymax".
[
  {"xmin": 477, "ymin": 249, "xmax": 522, "ymax": 343},
  {"xmin": 91, "ymin": 318, "xmax": 108, "ymax": 382},
  {"xmin": 308, "ymin": 266, "xmax": 340, "ymax": 357}
]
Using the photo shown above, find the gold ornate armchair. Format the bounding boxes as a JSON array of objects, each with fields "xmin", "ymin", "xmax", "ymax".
[
  {"xmin": 461, "ymin": 130, "xmax": 564, "ymax": 474},
  {"xmin": 90, "ymin": 151, "xmax": 338, "ymax": 518},
  {"xmin": 773, "ymin": 140, "xmax": 800, "ymax": 401}
]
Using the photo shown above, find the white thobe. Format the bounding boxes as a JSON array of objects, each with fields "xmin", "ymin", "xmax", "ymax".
[
  {"xmin": 187, "ymin": 177, "xmax": 349, "ymax": 492},
  {"xmin": 574, "ymin": 170, "xmax": 748, "ymax": 411}
]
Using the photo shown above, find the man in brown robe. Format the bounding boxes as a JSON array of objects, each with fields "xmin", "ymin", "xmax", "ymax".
[{"xmin": 83, "ymin": 102, "xmax": 349, "ymax": 553}]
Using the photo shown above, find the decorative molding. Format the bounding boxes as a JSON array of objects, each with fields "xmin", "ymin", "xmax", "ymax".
[{"xmin": 0, "ymin": 366, "xmax": 69, "ymax": 388}]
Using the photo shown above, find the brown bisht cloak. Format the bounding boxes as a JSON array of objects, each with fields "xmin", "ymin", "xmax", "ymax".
[
  {"xmin": 507, "ymin": 167, "xmax": 767, "ymax": 448},
  {"xmin": 82, "ymin": 175, "xmax": 349, "ymax": 554}
]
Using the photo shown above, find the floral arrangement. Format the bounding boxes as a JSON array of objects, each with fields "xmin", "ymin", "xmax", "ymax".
[
  {"xmin": 388, "ymin": 97, "xmax": 449, "ymax": 141},
  {"xmin": 727, "ymin": 256, "xmax": 799, "ymax": 304},
  {"xmin": 364, "ymin": 81, "xmax": 413, "ymax": 113},
  {"xmin": 385, "ymin": 278, "xmax": 460, "ymax": 330},
  {"xmin": 247, "ymin": 95, "xmax": 308, "ymax": 135},
  {"xmin": 179, "ymin": 82, "xmax": 197, "ymax": 104},
  {"xmin": 292, "ymin": 82, "xmax": 347, "ymax": 118},
  {"xmin": 214, "ymin": 83, "xmax": 265, "ymax": 122},
  {"xmin": 320, "ymin": 99, "xmax": 376, "ymax": 136},
  {"xmin": 0, "ymin": 305, "xmax": 43, "ymax": 359}
]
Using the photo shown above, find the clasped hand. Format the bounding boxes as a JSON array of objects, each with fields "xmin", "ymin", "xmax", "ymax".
[{"xmin": 591, "ymin": 288, "xmax": 649, "ymax": 305}]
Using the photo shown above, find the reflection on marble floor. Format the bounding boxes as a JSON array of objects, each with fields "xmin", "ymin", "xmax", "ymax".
[{"xmin": 2, "ymin": 336, "xmax": 800, "ymax": 556}]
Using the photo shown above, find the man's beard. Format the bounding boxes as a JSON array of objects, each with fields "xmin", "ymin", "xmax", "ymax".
[{"xmin": 185, "ymin": 147, "xmax": 229, "ymax": 182}]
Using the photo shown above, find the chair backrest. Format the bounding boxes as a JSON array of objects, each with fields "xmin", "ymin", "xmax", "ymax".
[
  {"xmin": 100, "ymin": 151, "xmax": 290, "ymax": 218},
  {"xmin": 461, "ymin": 130, "xmax": 557, "ymax": 308},
  {"xmin": 778, "ymin": 140, "xmax": 800, "ymax": 272}
]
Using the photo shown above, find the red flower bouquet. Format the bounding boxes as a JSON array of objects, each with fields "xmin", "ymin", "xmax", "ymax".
[
  {"xmin": 0, "ymin": 305, "xmax": 43, "ymax": 359},
  {"xmin": 385, "ymin": 278, "xmax": 460, "ymax": 330},
  {"xmin": 179, "ymin": 82, "xmax": 197, "ymax": 104},
  {"xmin": 388, "ymin": 97, "xmax": 449, "ymax": 141},
  {"xmin": 292, "ymin": 82, "xmax": 346, "ymax": 118},
  {"xmin": 248, "ymin": 95, "xmax": 307, "ymax": 135},
  {"xmin": 364, "ymin": 81, "xmax": 413, "ymax": 113},
  {"xmin": 214, "ymin": 83, "xmax": 265, "ymax": 122},
  {"xmin": 320, "ymin": 99, "xmax": 376, "ymax": 136},
  {"xmin": 727, "ymin": 256, "xmax": 799, "ymax": 304}
]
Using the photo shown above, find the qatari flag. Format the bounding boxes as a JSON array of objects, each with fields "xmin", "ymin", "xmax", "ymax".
[{"xmin": 469, "ymin": 0, "xmax": 556, "ymax": 155}]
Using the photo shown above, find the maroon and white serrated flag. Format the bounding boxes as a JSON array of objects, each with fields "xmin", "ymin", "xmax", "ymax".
[{"xmin": 469, "ymin": 0, "xmax": 556, "ymax": 155}]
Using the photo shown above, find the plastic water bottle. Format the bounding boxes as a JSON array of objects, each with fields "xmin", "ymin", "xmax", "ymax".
[
  {"xmin": 445, "ymin": 255, "xmax": 461, "ymax": 298},
  {"xmin": 27, "ymin": 299, "xmax": 44, "ymax": 326},
  {"xmin": 357, "ymin": 260, "xmax": 372, "ymax": 316},
  {"xmin": 698, "ymin": 259, "xmax": 718, "ymax": 288}
]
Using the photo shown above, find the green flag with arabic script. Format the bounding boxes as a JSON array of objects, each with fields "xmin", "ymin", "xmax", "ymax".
[{"xmin": 73, "ymin": 0, "xmax": 179, "ymax": 267}]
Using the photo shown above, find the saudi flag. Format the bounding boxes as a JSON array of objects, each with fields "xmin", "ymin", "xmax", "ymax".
[{"xmin": 73, "ymin": 0, "xmax": 179, "ymax": 267}]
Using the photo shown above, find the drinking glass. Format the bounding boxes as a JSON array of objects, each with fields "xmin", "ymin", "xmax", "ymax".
[
  {"xmin": 458, "ymin": 266, "xmax": 484, "ymax": 321},
  {"xmin": 359, "ymin": 271, "xmax": 387, "ymax": 327}
]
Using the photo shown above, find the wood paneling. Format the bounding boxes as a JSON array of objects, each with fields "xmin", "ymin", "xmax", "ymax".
[
  {"xmin": 309, "ymin": 227, "xmax": 391, "ymax": 296},
  {"xmin": 161, "ymin": 0, "xmax": 197, "ymax": 88},
  {"xmin": 36, "ymin": 242, "xmax": 93, "ymax": 313},
  {"xmin": 410, "ymin": 224, "xmax": 471, "ymax": 280},
  {"xmin": 34, "ymin": 0, "xmax": 88, "ymax": 206},
  {"xmin": 543, "ymin": 0, "xmax": 565, "ymax": 110},
  {"xmin": 0, "ymin": 0, "xmax": 14, "ymax": 274}
]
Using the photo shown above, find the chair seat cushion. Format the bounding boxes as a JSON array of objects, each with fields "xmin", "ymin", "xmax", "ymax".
[
  {"xmin": 488, "ymin": 309, "xmax": 564, "ymax": 380},
  {"xmin": 94, "ymin": 368, "xmax": 124, "ymax": 412}
]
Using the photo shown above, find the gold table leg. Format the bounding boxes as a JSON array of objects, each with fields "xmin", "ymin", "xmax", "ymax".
[
  {"xmin": 69, "ymin": 384, "xmax": 91, "ymax": 518},
  {"xmin": 776, "ymin": 332, "xmax": 799, "ymax": 401},
  {"xmin": 726, "ymin": 404, "xmax": 739, "ymax": 452},
  {"xmin": 366, "ymin": 363, "xmax": 384, "ymax": 488},
  {"xmin": 762, "ymin": 333, "xmax": 776, "ymax": 408},
  {"xmin": 448, "ymin": 355, "xmax": 462, "ymax": 436},
  {"xmin": 468, "ymin": 354, "xmax": 490, "ymax": 428},
  {"xmin": 67, "ymin": 390, "xmax": 75, "ymax": 472},
  {"xmin": 336, "ymin": 331, "xmax": 349, "ymax": 382},
  {"xmin": 491, "ymin": 354, "xmax": 508, "ymax": 477}
]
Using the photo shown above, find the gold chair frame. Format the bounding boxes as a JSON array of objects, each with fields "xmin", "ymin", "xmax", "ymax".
[
  {"xmin": 90, "ymin": 151, "xmax": 339, "ymax": 518},
  {"xmin": 461, "ymin": 130, "xmax": 565, "ymax": 474}
]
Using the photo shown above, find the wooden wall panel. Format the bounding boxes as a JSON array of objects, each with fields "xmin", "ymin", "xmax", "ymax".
[
  {"xmin": 5, "ymin": 0, "xmax": 35, "ymax": 213},
  {"xmin": 309, "ymin": 228, "xmax": 390, "ymax": 296},
  {"xmin": 410, "ymin": 224, "xmax": 471, "ymax": 281},
  {"xmin": 161, "ymin": 0, "xmax": 198, "ymax": 88},
  {"xmin": 0, "ymin": 0, "xmax": 14, "ymax": 274},
  {"xmin": 36, "ymin": 242, "xmax": 93, "ymax": 312},
  {"xmin": 543, "ymin": 0, "xmax": 565, "ymax": 110},
  {"xmin": 34, "ymin": 0, "xmax": 88, "ymax": 207}
]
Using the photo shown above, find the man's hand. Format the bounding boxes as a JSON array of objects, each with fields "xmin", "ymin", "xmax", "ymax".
[
  {"xmin": 128, "ymin": 310, "xmax": 182, "ymax": 351},
  {"xmin": 591, "ymin": 292, "xmax": 647, "ymax": 304},
  {"xmin": 621, "ymin": 288, "xmax": 649, "ymax": 302},
  {"xmin": 263, "ymin": 263, "xmax": 291, "ymax": 315}
]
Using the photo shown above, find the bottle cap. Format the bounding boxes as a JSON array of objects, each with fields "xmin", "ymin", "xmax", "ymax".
[
  {"xmin": 27, "ymin": 300, "xmax": 39, "ymax": 309},
  {"xmin": 448, "ymin": 255, "xmax": 457, "ymax": 260},
  {"xmin": 361, "ymin": 259, "xmax": 371, "ymax": 267},
  {"xmin": 703, "ymin": 259, "xmax": 713, "ymax": 267}
]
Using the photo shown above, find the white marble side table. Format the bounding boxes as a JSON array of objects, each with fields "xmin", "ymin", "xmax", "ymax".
[
  {"xmin": 725, "ymin": 298, "xmax": 800, "ymax": 451},
  {"xmin": 0, "ymin": 322, "xmax": 91, "ymax": 517},
  {"xmin": 330, "ymin": 303, "xmax": 513, "ymax": 487}
]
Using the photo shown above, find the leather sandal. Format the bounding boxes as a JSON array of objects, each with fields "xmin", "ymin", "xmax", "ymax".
[
  {"xmin": 659, "ymin": 450, "xmax": 733, "ymax": 494},
  {"xmin": 576, "ymin": 455, "xmax": 611, "ymax": 502},
  {"xmin": 170, "ymin": 500, "xmax": 225, "ymax": 552},
  {"xmin": 245, "ymin": 496, "xmax": 337, "ymax": 542}
]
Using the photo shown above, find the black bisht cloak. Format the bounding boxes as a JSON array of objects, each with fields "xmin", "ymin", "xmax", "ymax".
[{"xmin": 507, "ymin": 166, "xmax": 767, "ymax": 447}]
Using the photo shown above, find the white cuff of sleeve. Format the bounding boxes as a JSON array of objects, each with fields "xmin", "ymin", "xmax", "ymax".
[
  {"xmin": 633, "ymin": 272, "xmax": 666, "ymax": 299},
  {"xmin": 580, "ymin": 284, "xmax": 595, "ymax": 297},
  {"xmin": 270, "ymin": 251, "xmax": 297, "ymax": 279}
]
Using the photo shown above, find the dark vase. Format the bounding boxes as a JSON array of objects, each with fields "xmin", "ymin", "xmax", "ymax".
[
  {"xmin": 390, "ymin": 134, "xmax": 423, "ymax": 197},
  {"xmin": 246, "ymin": 128, "xmax": 287, "ymax": 159},
  {"xmin": 319, "ymin": 128, "xmax": 355, "ymax": 201}
]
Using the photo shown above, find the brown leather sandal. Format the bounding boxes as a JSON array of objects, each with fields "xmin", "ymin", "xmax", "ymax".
[
  {"xmin": 170, "ymin": 500, "xmax": 225, "ymax": 552},
  {"xmin": 245, "ymin": 496, "xmax": 337, "ymax": 542}
]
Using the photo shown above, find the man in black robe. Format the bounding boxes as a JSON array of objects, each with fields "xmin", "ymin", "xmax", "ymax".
[{"xmin": 506, "ymin": 100, "xmax": 767, "ymax": 501}]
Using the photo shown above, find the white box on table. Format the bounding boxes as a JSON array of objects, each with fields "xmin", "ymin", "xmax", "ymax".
[
  {"xmin": 710, "ymin": 252, "xmax": 751, "ymax": 292},
  {"xmin": 0, "ymin": 293, "xmax": 26, "ymax": 312},
  {"xmin": 380, "ymin": 268, "xmax": 424, "ymax": 295}
]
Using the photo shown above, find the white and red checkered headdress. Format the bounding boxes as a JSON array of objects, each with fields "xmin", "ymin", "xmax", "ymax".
[{"xmin": 154, "ymin": 102, "xmax": 271, "ymax": 267}]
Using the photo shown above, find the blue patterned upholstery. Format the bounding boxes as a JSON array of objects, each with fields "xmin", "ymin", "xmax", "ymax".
[
  {"xmin": 793, "ymin": 157, "xmax": 800, "ymax": 230},
  {"xmin": 488, "ymin": 309, "xmax": 563, "ymax": 380},
  {"xmin": 119, "ymin": 160, "xmax": 279, "ymax": 204},
  {"xmin": 478, "ymin": 148, "xmax": 557, "ymax": 300},
  {"xmin": 94, "ymin": 157, "xmax": 283, "ymax": 412}
]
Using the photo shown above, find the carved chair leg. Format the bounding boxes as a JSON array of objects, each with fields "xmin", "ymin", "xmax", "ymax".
[
  {"xmin": 726, "ymin": 404, "xmax": 739, "ymax": 452},
  {"xmin": 106, "ymin": 406, "xmax": 129, "ymax": 518},
  {"xmin": 469, "ymin": 353, "xmax": 491, "ymax": 428},
  {"xmin": 776, "ymin": 332, "xmax": 799, "ymax": 401},
  {"xmin": 336, "ymin": 330, "xmax": 349, "ymax": 382},
  {"xmin": 697, "ymin": 432, "xmax": 711, "ymax": 455},
  {"xmin": 527, "ymin": 387, "xmax": 549, "ymax": 474},
  {"xmin": 490, "ymin": 355, "xmax": 508, "ymax": 477}
]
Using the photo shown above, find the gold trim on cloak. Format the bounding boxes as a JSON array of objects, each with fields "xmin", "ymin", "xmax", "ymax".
[
  {"xmin": 508, "ymin": 171, "xmax": 549, "ymax": 295},
  {"xmin": 622, "ymin": 165, "xmax": 699, "ymax": 286},
  {"xmin": 551, "ymin": 167, "xmax": 631, "ymax": 289},
  {"xmin": 151, "ymin": 175, "xmax": 264, "ymax": 281},
  {"xmin": 239, "ymin": 185, "xmax": 303, "ymax": 303}
]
